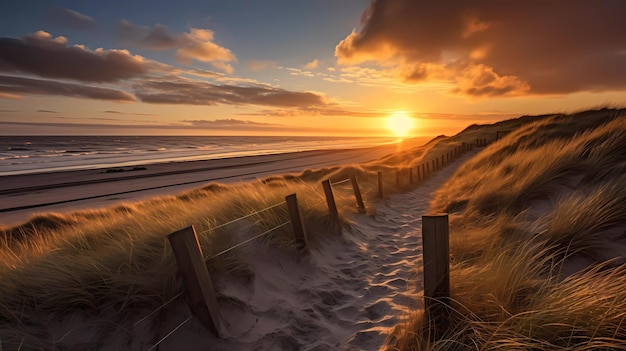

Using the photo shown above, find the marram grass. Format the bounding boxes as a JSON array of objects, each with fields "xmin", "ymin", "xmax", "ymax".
[
  {"xmin": 386, "ymin": 108, "xmax": 626, "ymax": 350},
  {"xmin": 0, "ymin": 129, "xmax": 471, "ymax": 349},
  {"xmin": 0, "ymin": 107, "xmax": 624, "ymax": 349}
]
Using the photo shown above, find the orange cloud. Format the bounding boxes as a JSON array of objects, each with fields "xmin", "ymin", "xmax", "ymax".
[
  {"xmin": 247, "ymin": 60, "xmax": 275, "ymax": 71},
  {"xmin": 175, "ymin": 28, "xmax": 237, "ymax": 73},
  {"xmin": 116, "ymin": 22, "xmax": 237, "ymax": 73},
  {"xmin": 304, "ymin": 59, "xmax": 320, "ymax": 69},
  {"xmin": 336, "ymin": 0, "xmax": 626, "ymax": 96}
]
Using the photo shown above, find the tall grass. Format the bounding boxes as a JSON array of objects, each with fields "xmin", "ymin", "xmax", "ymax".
[
  {"xmin": 0, "ymin": 131, "xmax": 472, "ymax": 348},
  {"xmin": 386, "ymin": 108, "xmax": 626, "ymax": 350},
  {"xmin": 2, "ymin": 107, "xmax": 623, "ymax": 349}
]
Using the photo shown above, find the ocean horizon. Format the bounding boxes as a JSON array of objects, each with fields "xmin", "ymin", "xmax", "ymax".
[{"xmin": 0, "ymin": 135, "xmax": 403, "ymax": 176}]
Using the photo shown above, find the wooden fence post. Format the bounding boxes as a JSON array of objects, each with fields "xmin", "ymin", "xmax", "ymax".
[
  {"xmin": 422, "ymin": 214, "xmax": 450, "ymax": 338},
  {"xmin": 285, "ymin": 194, "xmax": 308, "ymax": 251},
  {"xmin": 441, "ymin": 155, "xmax": 445, "ymax": 167},
  {"xmin": 426, "ymin": 162, "xmax": 430, "ymax": 175},
  {"xmin": 322, "ymin": 179, "xmax": 338, "ymax": 220},
  {"xmin": 396, "ymin": 168, "xmax": 400, "ymax": 186},
  {"xmin": 167, "ymin": 226, "xmax": 222, "ymax": 337},
  {"xmin": 409, "ymin": 167, "xmax": 414, "ymax": 184},
  {"xmin": 377, "ymin": 171, "xmax": 383, "ymax": 199},
  {"xmin": 350, "ymin": 175, "xmax": 366, "ymax": 213}
]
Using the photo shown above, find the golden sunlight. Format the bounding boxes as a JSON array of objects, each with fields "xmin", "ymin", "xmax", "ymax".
[{"xmin": 386, "ymin": 111, "xmax": 414, "ymax": 137}]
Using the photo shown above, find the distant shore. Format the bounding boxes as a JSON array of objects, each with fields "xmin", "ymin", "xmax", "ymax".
[{"xmin": 0, "ymin": 137, "xmax": 429, "ymax": 226}]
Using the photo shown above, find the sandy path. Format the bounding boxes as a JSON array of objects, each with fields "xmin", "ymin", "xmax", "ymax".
[{"xmin": 161, "ymin": 150, "xmax": 477, "ymax": 351}]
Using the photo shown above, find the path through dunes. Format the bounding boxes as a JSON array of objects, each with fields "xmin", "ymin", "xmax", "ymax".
[{"xmin": 158, "ymin": 150, "xmax": 478, "ymax": 351}]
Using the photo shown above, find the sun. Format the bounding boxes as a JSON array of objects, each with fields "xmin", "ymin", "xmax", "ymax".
[{"xmin": 386, "ymin": 111, "xmax": 414, "ymax": 138}]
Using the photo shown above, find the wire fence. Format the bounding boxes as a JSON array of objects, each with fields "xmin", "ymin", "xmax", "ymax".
[
  {"xmin": 197, "ymin": 201, "xmax": 287, "ymax": 235},
  {"xmin": 132, "ymin": 198, "xmax": 294, "ymax": 348},
  {"xmin": 135, "ymin": 140, "xmax": 483, "ymax": 347},
  {"xmin": 205, "ymin": 221, "xmax": 291, "ymax": 261},
  {"xmin": 330, "ymin": 177, "xmax": 352, "ymax": 186}
]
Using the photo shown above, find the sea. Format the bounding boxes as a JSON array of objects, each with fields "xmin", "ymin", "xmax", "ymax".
[{"xmin": 0, "ymin": 136, "xmax": 398, "ymax": 176}]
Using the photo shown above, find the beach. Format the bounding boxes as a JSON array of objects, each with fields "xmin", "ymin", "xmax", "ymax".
[{"xmin": 0, "ymin": 138, "xmax": 427, "ymax": 227}]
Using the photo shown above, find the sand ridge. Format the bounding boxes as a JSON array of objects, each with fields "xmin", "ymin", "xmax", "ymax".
[{"xmin": 157, "ymin": 150, "xmax": 478, "ymax": 350}]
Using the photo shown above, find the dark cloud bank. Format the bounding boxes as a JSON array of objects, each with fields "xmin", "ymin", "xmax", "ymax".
[{"xmin": 336, "ymin": 0, "xmax": 626, "ymax": 97}]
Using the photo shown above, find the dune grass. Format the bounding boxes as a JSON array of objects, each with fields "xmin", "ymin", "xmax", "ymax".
[
  {"xmin": 1, "ymin": 107, "xmax": 623, "ymax": 349},
  {"xmin": 0, "ymin": 129, "xmax": 471, "ymax": 349},
  {"xmin": 386, "ymin": 108, "xmax": 626, "ymax": 350}
]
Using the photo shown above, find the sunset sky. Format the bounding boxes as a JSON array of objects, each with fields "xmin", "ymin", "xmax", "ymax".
[{"xmin": 1, "ymin": 0, "xmax": 625, "ymax": 136}]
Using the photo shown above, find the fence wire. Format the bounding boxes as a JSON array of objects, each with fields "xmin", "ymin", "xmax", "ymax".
[
  {"xmin": 133, "ymin": 291, "xmax": 185, "ymax": 327},
  {"xmin": 147, "ymin": 315, "xmax": 193, "ymax": 351},
  {"xmin": 197, "ymin": 201, "xmax": 286, "ymax": 235},
  {"xmin": 205, "ymin": 221, "xmax": 291, "ymax": 261},
  {"xmin": 330, "ymin": 178, "xmax": 351, "ymax": 186}
]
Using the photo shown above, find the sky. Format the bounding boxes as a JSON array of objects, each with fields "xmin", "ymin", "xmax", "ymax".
[{"xmin": 0, "ymin": 0, "xmax": 625, "ymax": 137}]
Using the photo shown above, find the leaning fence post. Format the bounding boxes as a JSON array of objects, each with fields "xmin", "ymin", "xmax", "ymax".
[
  {"xmin": 422, "ymin": 214, "xmax": 450, "ymax": 338},
  {"xmin": 322, "ymin": 179, "xmax": 339, "ymax": 220},
  {"xmin": 167, "ymin": 226, "xmax": 222, "ymax": 337},
  {"xmin": 285, "ymin": 194, "xmax": 308, "ymax": 251},
  {"xmin": 350, "ymin": 175, "xmax": 366, "ymax": 213}
]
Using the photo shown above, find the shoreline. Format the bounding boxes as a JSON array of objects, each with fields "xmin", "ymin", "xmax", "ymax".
[{"xmin": 0, "ymin": 137, "xmax": 429, "ymax": 227}]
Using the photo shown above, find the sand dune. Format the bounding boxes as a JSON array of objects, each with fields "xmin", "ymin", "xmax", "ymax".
[{"xmin": 153, "ymin": 149, "xmax": 476, "ymax": 350}]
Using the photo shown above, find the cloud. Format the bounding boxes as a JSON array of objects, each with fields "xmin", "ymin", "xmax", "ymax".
[
  {"xmin": 117, "ymin": 21, "xmax": 237, "ymax": 73},
  {"xmin": 0, "ymin": 75, "xmax": 136, "ymax": 101},
  {"xmin": 175, "ymin": 28, "xmax": 237, "ymax": 73},
  {"xmin": 304, "ymin": 59, "xmax": 320, "ymax": 69},
  {"xmin": 102, "ymin": 110, "xmax": 122, "ymax": 114},
  {"xmin": 36, "ymin": 109, "xmax": 58, "ymax": 113},
  {"xmin": 336, "ymin": 0, "xmax": 626, "ymax": 96},
  {"xmin": 182, "ymin": 118, "xmax": 280, "ymax": 128},
  {"xmin": 247, "ymin": 60, "xmax": 276, "ymax": 71},
  {"xmin": 239, "ymin": 106, "xmax": 381, "ymax": 118},
  {"xmin": 44, "ymin": 8, "xmax": 97, "ymax": 29},
  {"xmin": 117, "ymin": 20, "xmax": 179, "ymax": 50},
  {"xmin": 133, "ymin": 76, "xmax": 326, "ymax": 107},
  {"xmin": 0, "ymin": 31, "xmax": 150, "ymax": 82},
  {"xmin": 0, "ymin": 31, "xmax": 328, "ymax": 107}
]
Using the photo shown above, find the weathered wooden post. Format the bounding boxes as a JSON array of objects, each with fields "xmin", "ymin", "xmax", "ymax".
[
  {"xmin": 409, "ymin": 167, "xmax": 414, "ymax": 184},
  {"xmin": 167, "ymin": 226, "xmax": 222, "ymax": 337},
  {"xmin": 350, "ymin": 175, "xmax": 366, "ymax": 213},
  {"xmin": 396, "ymin": 168, "xmax": 400, "ymax": 186},
  {"xmin": 422, "ymin": 164, "xmax": 426, "ymax": 179},
  {"xmin": 416, "ymin": 165, "xmax": 421, "ymax": 183},
  {"xmin": 377, "ymin": 171, "xmax": 383, "ymax": 199},
  {"xmin": 322, "ymin": 179, "xmax": 339, "ymax": 221},
  {"xmin": 441, "ymin": 155, "xmax": 445, "ymax": 167},
  {"xmin": 434, "ymin": 159, "xmax": 438, "ymax": 171},
  {"xmin": 426, "ymin": 162, "xmax": 430, "ymax": 175},
  {"xmin": 285, "ymin": 194, "xmax": 308, "ymax": 251},
  {"xmin": 422, "ymin": 214, "xmax": 450, "ymax": 338}
]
